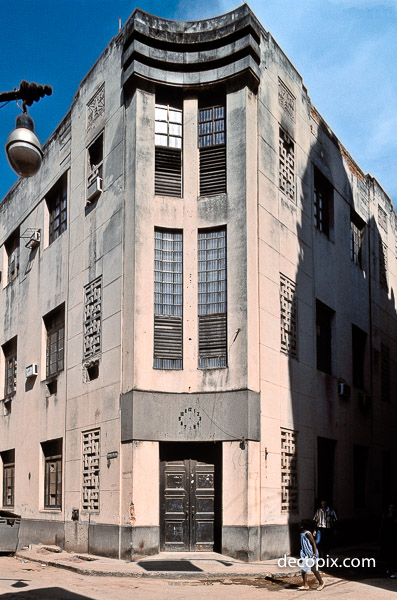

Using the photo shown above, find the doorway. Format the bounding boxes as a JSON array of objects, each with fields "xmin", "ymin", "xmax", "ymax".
[{"xmin": 160, "ymin": 442, "xmax": 222, "ymax": 552}]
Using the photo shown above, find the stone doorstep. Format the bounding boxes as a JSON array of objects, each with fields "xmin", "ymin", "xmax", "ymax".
[{"xmin": 15, "ymin": 546, "xmax": 301, "ymax": 579}]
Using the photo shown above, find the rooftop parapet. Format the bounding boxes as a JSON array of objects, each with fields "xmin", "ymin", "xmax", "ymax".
[{"xmin": 122, "ymin": 4, "xmax": 261, "ymax": 89}]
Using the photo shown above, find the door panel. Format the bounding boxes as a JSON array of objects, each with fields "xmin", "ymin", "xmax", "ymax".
[
  {"xmin": 161, "ymin": 461, "xmax": 189, "ymax": 550},
  {"xmin": 161, "ymin": 458, "xmax": 215, "ymax": 551}
]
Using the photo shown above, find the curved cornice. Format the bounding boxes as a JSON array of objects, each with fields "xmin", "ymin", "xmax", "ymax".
[{"xmin": 121, "ymin": 4, "xmax": 262, "ymax": 90}]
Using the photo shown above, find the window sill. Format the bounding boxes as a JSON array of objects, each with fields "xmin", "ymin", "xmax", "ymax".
[{"xmin": 40, "ymin": 508, "xmax": 62, "ymax": 513}]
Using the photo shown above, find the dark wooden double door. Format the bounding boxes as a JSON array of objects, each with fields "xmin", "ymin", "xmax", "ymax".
[{"xmin": 160, "ymin": 443, "xmax": 221, "ymax": 551}]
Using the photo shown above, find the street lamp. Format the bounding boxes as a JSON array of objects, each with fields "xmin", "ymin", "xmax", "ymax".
[{"xmin": 0, "ymin": 80, "xmax": 52, "ymax": 178}]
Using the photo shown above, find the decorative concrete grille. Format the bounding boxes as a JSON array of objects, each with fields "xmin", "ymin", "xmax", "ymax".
[
  {"xmin": 281, "ymin": 428, "xmax": 298, "ymax": 512},
  {"xmin": 278, "ymin": 79, "xmax": 295, "ymax": 121},
  {"xmin": 87, "ymin": 84, "xmax": 105, "ymax": 129},
  {"xmin": 378, "ymin": 205, "xmax": 388, "ymax": 233},
  {"xmin": 280, "ymin": 274, "xmax": 297, "ymax": 357},
  {"xmin": 83, "ymin": 277, "xmax": 102, "ymax": 360},
  {"xmin": 82, "ymin": 429, "xmax": 100, "ymax": 511},
  {"xmin": 379, "ymin": 239, "xmax": 388, "ymax": 290},
  {"xmin": 279, "ymin": 128, "xmax": 295, "ymax": 202}
]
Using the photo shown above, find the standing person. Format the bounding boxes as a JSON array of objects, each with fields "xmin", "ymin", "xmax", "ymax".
[
  {"xmin": 299, "ymin": 519, "xmax": 325, "ymax": 591},
  {"xmin": 314, "ymin": 499, "xmax": 337, "ymax": 558}
]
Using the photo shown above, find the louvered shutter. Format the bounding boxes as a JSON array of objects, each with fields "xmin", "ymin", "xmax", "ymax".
[
  {"xmin": 154, "ymin": 315, "xmax": 183, "ymax": 362},
  {"xmin": 198, "ymin": 314, "xmax": 227, "ymax": 367},
  {"xmin": 155, "ymin": 147, "xmax": 182, "ymax": 197},
  {"xmin": 199, "ymin": 146, "xmax": 226, "ymax": 196}
]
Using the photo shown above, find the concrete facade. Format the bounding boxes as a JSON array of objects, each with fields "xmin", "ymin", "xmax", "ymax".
[{"xmin": 0, "ymin": 5, "xmax": 396, "ymax": 562}]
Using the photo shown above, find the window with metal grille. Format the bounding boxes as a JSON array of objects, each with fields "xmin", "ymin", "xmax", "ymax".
[
  {"xmin": 42, "ymin": 439, "xmax": 62, "ymax": 509},
  {"xmin": 352, "ymin": 324, "xmax": 366, "ymax": 389},
  {"xmin": 3, "ymin": 337, "xmax": 17, "ymax": 399},
  {"xmin": 44, "ymin": 305, "xmax": 65, "ymax": 379},
  {"xmin": 154, "ymin": 229, "xmax": 183, "ymax": 369},
  {"xmin": 155, "ymin": 103, "xmax": 182, "ymax": 197},
  {"xmin": 1, "ymin": 450, "xmax": 15, "ymax": 507},
  {"xmin": 316, "ymin": 300, "xmax": 334, "ymax": 375},
  {"xmin": 83, "ymin": 277, "xmax": 102, "ymax": 361},
  {"xmin": 280, "ymin": 274, "xmax": 297, "ymax": 357},
  {"xmin": 5, "ymin": 229, "xmax": 20, "ymax": 284},
  {"xmin": 82, "ymin": 429, "xmax": 100, "ymax": 512},
  {"xmin": 381, "ymin": 343, "xmax": 390, "ymax": 403},
  {"xmin": 279, "ymin": 128, "xmax": 295, "ymax": 202},
  {"xmin": 47, "ymin": 173, "xmax": 67, "ymax": 244},
  {"xmin": 281, "ymin": 429, "xmax": 298, "ymax": 513},
  {"xmin": 351, "ymin": 211, "xmax": 365, "ymax": 268},
  {"xmin": 198, "ymin": 228, "xmax": 227, "ymax": 369},
  {"xmin": 314, "ymin": 167, "xmax": 333, "ymax": 236},
  {"xmin": 199, "ymin": 105, "xmax": 226, "ymax": 196}
]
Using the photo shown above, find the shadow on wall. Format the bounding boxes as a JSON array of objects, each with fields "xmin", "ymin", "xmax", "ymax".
[{"xmin": 287, "ymin": 128, "xmax": 397, "ymax": 556}]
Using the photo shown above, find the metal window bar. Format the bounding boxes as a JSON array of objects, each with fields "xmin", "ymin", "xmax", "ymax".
[
  {"xmin": 4, "ymin": 354, "xmax": 17, "ymax": 398},
  {"xmin": 44, "ymin": 454, "xmax": 62, "ymax": 509},
  {"xmin": 3, "ymin": 463, "xmax": 14, "ymax": 507},
  {"xmin": 48, "ymin": 181, "xmax": 67, "ymax": 244},
  {"xmin": 154, "ymin": 230, "xmax": 183, "ymax": 369},
  {"xmin": 46, "ymin": 313, "xmax": 64, "ymax": 378},
  {"xmin": 198, "ymin": 229, "xmax": 227, "ymax": 368}
]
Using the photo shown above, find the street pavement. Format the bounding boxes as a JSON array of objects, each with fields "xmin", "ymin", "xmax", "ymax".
[{"xmin": 0, "ymin": 544, "xmax": 393, "ymax": 599}]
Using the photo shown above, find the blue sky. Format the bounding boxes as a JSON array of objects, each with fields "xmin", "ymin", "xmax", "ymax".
[{"xmin": 0, "ymin": 0, "xmax": 396, "ymax": 205}]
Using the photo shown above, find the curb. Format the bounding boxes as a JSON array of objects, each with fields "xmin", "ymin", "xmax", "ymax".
[{"xmin": 15, "ymin": 553, "xmax": 300, "ymax": 580}]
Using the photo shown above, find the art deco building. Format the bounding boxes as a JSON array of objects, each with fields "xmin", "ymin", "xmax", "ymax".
[{"xmin": 0, "ymin": 5, "xmax": 395, "ymax": 561}]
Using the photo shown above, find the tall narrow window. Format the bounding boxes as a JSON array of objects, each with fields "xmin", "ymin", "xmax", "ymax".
[
  {"xmin": 199, "ymin": 103, "xmax": 226, "ymax": 196},
  {"xmin": 82, "ymin": 429, "xmax": 100, "ymax": 512},
  {"xmin": 352, "ymin": 324, "xmax": 366, "ymax": 389},
  {"xmin": 87, "ymin": 133, "xmax": 104, "ymax": 204},
  {"xmin": 47, "ymin": 173, "xmax": 67, "ymax": 244},
  {"xmin": 44, "ymin": 305, "xmax": 65, "ymax": 379},
  {"xmin": 351, "ymin": 210, "xmax": 365, "ymax": 268},
  {"xmin": 316, "ymin": 300, "xmax": 334, "ymax": 375},
  {"xmin": 381, "ymin": 343, "xmax": 390, "ymax": 403},
  {"xmin": 154, "ymin": 229, "xmax": 183, "ymax": 369},
  {"xmin": 3, "ymin": 337, "xmax": 17, "ymax": 399},
  {"xmin": 353, "ymin": 445, "xmax": 368, "ymax": 509},
  {"xmin": 83, "ymin": 277, "xmax": 102, "ymax": 361},
  {"xmin": 281, "ymin": 429, "xmax": 298, "ymax": 513},
  {"xmin": 155, "ymin": 102, "xmax": 182, "ymax": 197},
  {"xmin": 314, "ymin": 167, "xmax": 333, "ymax": 236},
  {"xmin": 1, "ymin": 450, "xmax": 15, "ymax": 507},
  {"xmin": 279, "ymin": 128, "xmax": 295, "ymax": 202},
  {"xmin": 5, "ymin": 229, "xmax": 20, "ymax": 284},
  {"xmin": 379, "ymin": 239, "xmax": 388, "ymax": 291},
  {"xmin": 198, "ymin": 228, "xmax": 227, "ymax": 368},
  {"xmin": 42, "ymin": 439, "xmax": 62, "ymax": 509},
  {"xmin": 280, "ymin": 273, "xmax": 297, "ymax": 357}
]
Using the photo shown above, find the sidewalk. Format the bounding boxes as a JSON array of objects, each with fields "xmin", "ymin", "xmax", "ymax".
[{"xmin": 15, "ymin": 545, "xmax": 301, "ymax": 579}]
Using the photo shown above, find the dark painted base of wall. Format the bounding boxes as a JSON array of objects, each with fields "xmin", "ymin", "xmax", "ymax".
[{"xmin": 16, "ymin": 519, "xmax": 372, "ymax": 562}]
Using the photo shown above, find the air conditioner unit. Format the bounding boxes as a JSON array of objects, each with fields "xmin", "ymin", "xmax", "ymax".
[
  {"xmin": 25, "ymin": 230, "xmax": 41, "ymax": 249},
  {"xmin": 25, "ymin": 364, "xmax": 38, "ymax": 378},
  {"xmin": 337, "ymin": 381, "xmax": 350, "ymax": 398},
  {"xmin": 86, "ymin": 176, "xmax": 103, "ymax": 204}
]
